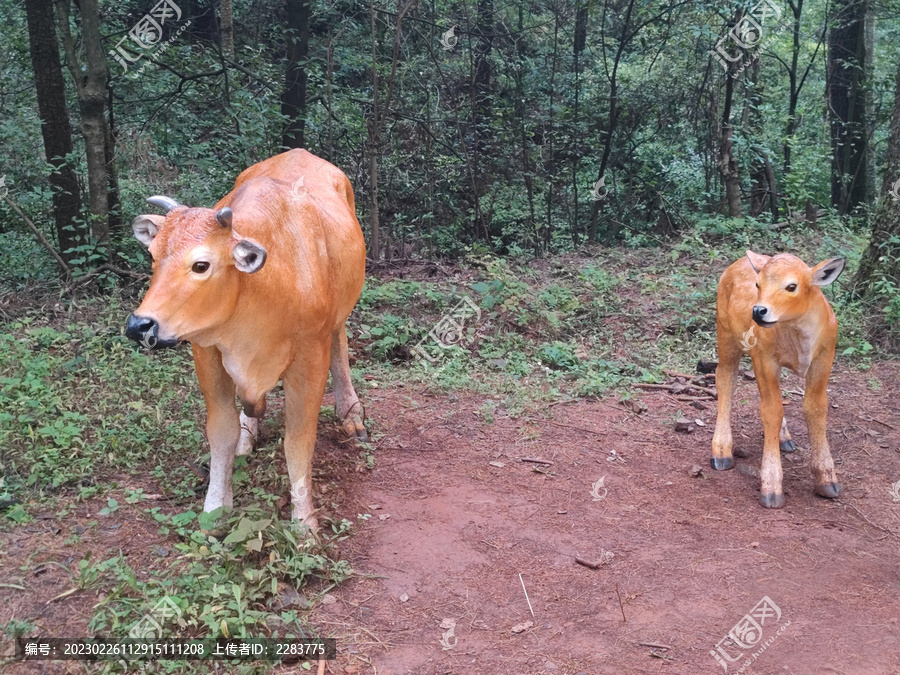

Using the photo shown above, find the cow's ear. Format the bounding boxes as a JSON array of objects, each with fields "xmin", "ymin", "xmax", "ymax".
[
  {"xmin": 745, "ymin": 250, "xmax": 769, "ymax": 273},
  {"xmin": 132, "ymin": 215, "xmax": 165, "ymax": 247},
  {"xmin": 811, "ymin": 257, "xmax": 845, "ymax": 286},
  {"xmin": 233, "ymin": 238, "xmax": 267, "ymax": 273}
]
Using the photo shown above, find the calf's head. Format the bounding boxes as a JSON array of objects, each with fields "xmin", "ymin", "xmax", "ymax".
[
  {"xmin": 125, "ymin": 196, "xmax": 267, "ymax": 349},
  {"xmin": 745, "ymin": 250, "xmax": 844, "ymax": 327}
]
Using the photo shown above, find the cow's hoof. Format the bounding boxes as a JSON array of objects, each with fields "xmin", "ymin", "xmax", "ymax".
[
  {"xmin": 342, "ymin": 417, "xmax": 368, "ymax": 443},
  {"xmin": 779, "ymin": 439, "xmax": 796, "ymax": 453},
  {"xmin": 759, "ymin": 492, "xmax": 785, "ymax": 509},
  {"xmin": 814, "ymin": 482, "xmax": 840, "ymax": 499},
  {"xmin": 710, "ymin": 456, "xmax": 735, "ymax": 471}
]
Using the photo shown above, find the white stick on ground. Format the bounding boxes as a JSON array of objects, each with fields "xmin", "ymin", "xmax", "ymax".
[{"xmin": 519, "ymin": 573, "xmax": 534, "ymax": 617}]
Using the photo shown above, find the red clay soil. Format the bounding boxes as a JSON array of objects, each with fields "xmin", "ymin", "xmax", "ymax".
[
  {"xmin": 314, "ymin": 363, "xmax": 900, "ymax": 675},
  {"xmin": 2, "ymin": 362, "xmax": 900, "ymax": 674}
]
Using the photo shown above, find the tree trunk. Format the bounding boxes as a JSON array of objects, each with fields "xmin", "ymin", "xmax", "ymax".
[
  {"xmin": 572, "ymin": 0, "xmax": 587, "ymax": 245},
  {"xmin": 367, "ymin": 0, "xmax": 380, "ymax": 260},
  {"xmin": 281, "ymin": 0, "xmax": 310, "ymax": 149},
  {"xmin": 717, "ymin": 45, "xmax": 742, "ymax": 218},
  {"xmin": 24, "ymin": 0, "xmax": 82, "ymax": 265},
  {"xmin": 220, "ymin": 0, "xmax": 235, "ymax": 59},
  {"xmin": 853, "ymin": 55, "xmax": 900, "ymax": 295},
  {"xmin": 56, "ymin": 0, "xmax": 111, "ymax": 256},
  {"xmin": 828, "ymin": 0, "xmax": 872, "ymax": 214}
]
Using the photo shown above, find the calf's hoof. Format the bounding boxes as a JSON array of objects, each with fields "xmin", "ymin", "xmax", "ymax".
[
  {"xmin": 759, "ymin": 492, "xmax": 785, "ymax": 509},
  {"xmin": 814, "ymin": 482, "xmax": 840, "ymax": 499},
  {"xmin": 710, "ymin": 456, "xmax": 735, "ymax": 471},
  {"xmin": 779, "ymin": 439, "xmax": 796, "ymax": 453}
]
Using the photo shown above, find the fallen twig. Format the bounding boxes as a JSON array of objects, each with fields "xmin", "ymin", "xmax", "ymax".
[
  {"xmin": 615, "ymin": 584, "xmax": 626, "ymax": 622},
  {"xmin": 47, "ymin": 588, "xmax": 79, "ymax": 604},
  {"xmin": 519, "ymin": 573, "xmax": 534, "ymax": 617},
  {"xmin": 638, "ymin": 641, "xmax": 673, "ymax": 650},
  {"xmin": 575, "ymin": 557, "xmax": 600, "ymax": 570},
  {"xmin": 518, "ymin": 457, "xmax": 554, "ymax": 465},
  {"xmin": 843, "ymin": 502, "xmax": 900, "ymax": 539},
  {"xmin": 3, "ymin": 195, "xmax": 71, "ymax": 279}
]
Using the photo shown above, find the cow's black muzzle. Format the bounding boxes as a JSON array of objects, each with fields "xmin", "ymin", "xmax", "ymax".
[{"xmin": 125, "ymin": 314, "xmax": 179, "ymax": 350}]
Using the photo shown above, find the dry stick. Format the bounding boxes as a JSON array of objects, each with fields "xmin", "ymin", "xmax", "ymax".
[
  {"xmin": 615, "ymin": 584, "xmax": 626, "ymax": 622},
  {"xmin": 519, "ymin": 573, "xmax": 535, "ymax": 617},
  {"xmin": 575, "ymin": 556, "xmax": 600, "ymax": 570},
  {"xmin": 3, "ymin": 195, "xmax": 71, "ymax": 278},
  {"xmin": 638, "ymin": 641, "xmax": 673, "ymax": 650},
  {"xmin": 843, "ymin": 502, "xmax": 900, "ymax": 539},
  {"xmin": 518, "ymin": 457, "xmax": 554, "ymax": 465},
  {"xmin": 543, "ymin": 419, "xmax": 605, "ymax": 436}
]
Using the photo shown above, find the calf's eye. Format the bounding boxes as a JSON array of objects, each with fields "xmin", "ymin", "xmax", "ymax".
[
  {"xmin": 192, "ymin": 261, "xmax": 210, "ymax": 274},
  {"xmin": 786, "ymin": 283, "xmax": 797, "ymax": 292}
]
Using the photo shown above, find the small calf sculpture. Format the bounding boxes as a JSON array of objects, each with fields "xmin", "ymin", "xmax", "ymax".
[{"xmin": 711, "ymin": 250, "xmax": 845, "ymax": 508}]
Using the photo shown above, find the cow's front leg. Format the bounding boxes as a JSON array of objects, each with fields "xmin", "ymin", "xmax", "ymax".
[
  {"xmin": 236, "ymin": 410, "xmax": 258, "ymax": 456},
  {"xmin": 330, "ymin": 324, "xmax": 367, "ymax": 441},
  {"xmin": 804, "ymin": 359, "xmax": 839, "ymax": 499},
  {"xmin": 754, "ymin": 357, "xmax": 785, "ymax": 508},
  {"xmin": 193, "ymin": 345, "xmax": 240, "ymax": 512},
  {"xmin": 282, "ymin": 346, "xmax": 331, "ymax": 530}
]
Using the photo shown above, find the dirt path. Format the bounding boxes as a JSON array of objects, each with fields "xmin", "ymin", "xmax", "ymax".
[
  {"xmin": 315, "ymin": 363, "xmax": 900, "ymax": 674},
  {"xmin": 2, "ymin": 363, "xmax": 898, "ymax": 674}
]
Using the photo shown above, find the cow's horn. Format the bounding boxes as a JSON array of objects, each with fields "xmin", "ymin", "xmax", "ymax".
[
  {"xmin": 216, "ymin": 207, "xmax": 233, "ymax": 228},
  {"xmin": 147, "ymin": 195, "xmax": 181, "ymax": 212}
]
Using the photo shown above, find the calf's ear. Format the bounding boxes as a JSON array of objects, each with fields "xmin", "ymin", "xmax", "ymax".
[
  {"xmin": 132, "ymin": 214, "xmax": 165, "ymax": 247},
  {"xmin": 745, "ymin": 250, "xmax": 770, "ymax": 273},
  {"xmin": 811, "ymin": 257, "xmax": 845, "ymax": 286},
  {"xmin": 233, "ymin": 238, "xmax": 267, "ymax": 273}
]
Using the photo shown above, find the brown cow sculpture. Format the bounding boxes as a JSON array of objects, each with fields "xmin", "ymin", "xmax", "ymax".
[{"xmin": 125, "ymin": 149, "xmax": 367, "ymax": 530}]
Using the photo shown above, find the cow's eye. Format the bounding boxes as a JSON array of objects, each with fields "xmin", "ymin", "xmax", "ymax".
[
  {"xmin": 786, "ymin": 283, "xmax": 797, "ymax": 292},
  {"xmin": 192, "ymin": 261, "xmax": 210, "ymax": 274}
]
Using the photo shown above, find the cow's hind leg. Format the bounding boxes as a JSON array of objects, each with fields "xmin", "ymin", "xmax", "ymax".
[
  {"xmin": 330, "ymin": 325, "xmax": 367, "ymax": 441},
  {"xmin": 779, "ymin": 417, "xmax": 795, "ymax": 453},
  {"xmin": 193, "ymin": 345, "xmax": 240, "ymax": 513},
  {"xmin": 711, "ymin": 335, "xmax": 741, "ymax": 471},
  {"xmin": 283, "ymin": 347, "xmax": 331, "ymax": 530},
  {"xmin": 236, "ymin": 410, "xmax": 258, "ymax": 456}
]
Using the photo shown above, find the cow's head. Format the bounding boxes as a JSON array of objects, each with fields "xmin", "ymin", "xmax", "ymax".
[
  {"xmin": 125, "ymin": 195, "xmax": 267, "ymax": 349},
  {"xmin": 746, "ymin": 250, "xmax": 844, "ymax": 327}
]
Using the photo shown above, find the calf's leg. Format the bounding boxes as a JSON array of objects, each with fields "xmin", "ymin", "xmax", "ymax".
[
  {"xmin": 754, "ymin": 358, "xmax": 785, "ymax": 508},
  {"xmin": 779, "ymin": 417, "xmax": 795, "ymax": 453},
  {"xmin": 193, "ymin": 345, "xmax": 240, "ymax": 512},
  {"xmin": 804, "ymin": 359, "xmax": 839, "ymax": 498},
  {"xmin": 711, "ymin": 336, "xmax": 741, "ymax": 471}
]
